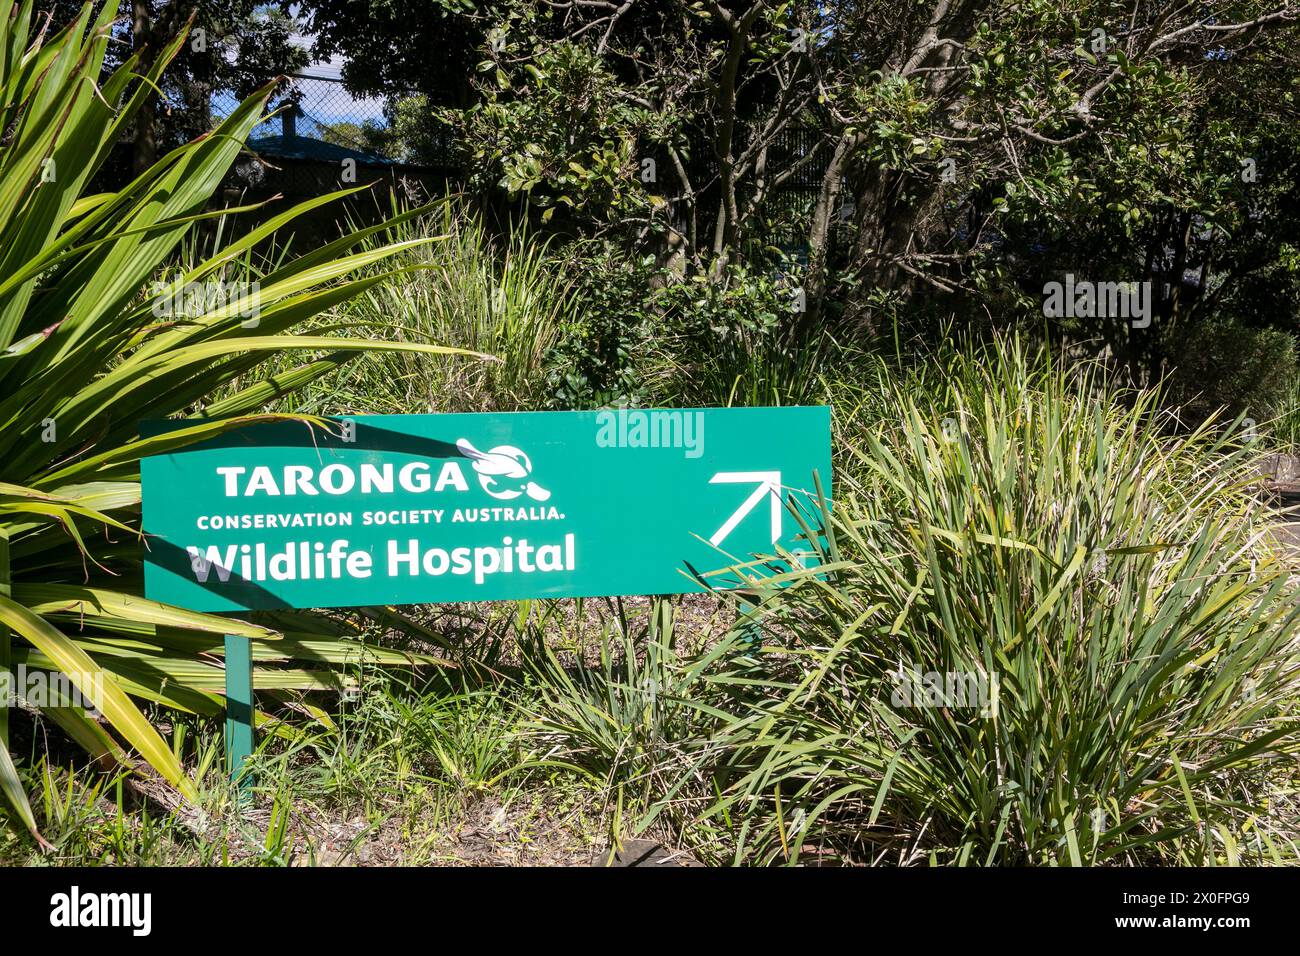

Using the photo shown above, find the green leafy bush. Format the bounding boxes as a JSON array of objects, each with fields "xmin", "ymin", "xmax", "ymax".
[
  {"xmin": 549, "ymin": 254, "xmax": 826, "ymax": 409},
  {"xmin": 456, "ymin": 39, "xmax": 667, "ymax": 229},
  {"xmin": 1165, "ymin": 318, "xmax": 1298, "ymax": 429},
  {"xmin": 543, "ymin": 250, "xmax": 658, "ymax": 409},
  {"xmin": 644, "ymin": 264, "xmax": 829, "ymax": 407}
]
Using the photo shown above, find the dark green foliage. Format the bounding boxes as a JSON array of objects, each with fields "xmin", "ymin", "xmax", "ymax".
[
  {"xmin": 544, "ymin": 253, "xmax": 823, "ymax": 409},
  {"xmin": 1165, "ymin": 319, "xmax": 1298, "ymax": 427},
  {"xmin": 543, "ymin": 251, "xmax": 659, "ymax": 409}
]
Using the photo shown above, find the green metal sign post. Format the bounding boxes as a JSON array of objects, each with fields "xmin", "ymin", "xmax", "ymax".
[
  {"xmin": 141, "ymin": 407, "xmax": 831, "ymax": 782},
  {"xmin": 223, "ymin": 633, "xmax": 254, "ymax": 791},
  {"xmin": 1, "ymin": 527, "xmax": 10, "ymax": 764}
]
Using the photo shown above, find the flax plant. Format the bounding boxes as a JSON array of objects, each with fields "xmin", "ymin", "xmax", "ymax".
[
  {"xmin": 683, "ymin": 340, "xmax": 1300, "ymax": 865},
  {"xmin": 0, "ymin": 1, "xmax": 472, "ymax": 837}
]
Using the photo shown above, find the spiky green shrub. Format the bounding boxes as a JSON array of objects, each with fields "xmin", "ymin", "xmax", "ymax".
[
  {"xmin": 0, "ymin": 1, "xmax": 466, "ymax": 839},
  {"xmin": 1270, "ymin": 375, "xmax": 1300, "ymax": 451},
  {"xmin": 681, "ymin": 340, "xmax": 1300, "ymax": 865},
  {"xmin": 303, "ymin": 201, "xmax": 572, "ymax": 414},
  {"xmin": 520, "ymin": 599, "xmax": 726, "ymax": 819}
]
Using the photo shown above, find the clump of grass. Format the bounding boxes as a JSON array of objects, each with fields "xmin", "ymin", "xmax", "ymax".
[
  {"xmin": 297, "ymin": 199, "xmax": 574, "ymax": 414},
  {"xmin": 516, "ymin": 598, "xmax": 733, "ymax": 847},
  {"xmin": 664, "ymin": 338, "xmax": 1300, "ymax": 865},
  {"xmin": 1, "ymin": 665, "xmax": 608, "ymax": 866},
  {"xmin": 1270, "ymin": 375, "xmax": 1300, "ymax": 451},
  {"xmin": 0, "ymin": 708, "xmax": 303, "ymax": 866}
]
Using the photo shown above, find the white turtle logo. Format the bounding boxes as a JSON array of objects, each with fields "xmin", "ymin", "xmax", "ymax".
[{"xmin": 456, "ymin": 438, "xmax": 551, "ymax": 502}]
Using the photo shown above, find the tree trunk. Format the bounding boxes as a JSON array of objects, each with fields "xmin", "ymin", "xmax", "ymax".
[
  {"xmin": 799, "ymin": 131, "xmax": 858, "ymax": 336},
  {"xmin": 132, "ymin": 0, "xmax": 158, "ymax": 176},
  {"xmin": 843, "ymin": 164, "xmax": 929, "ymax": 334}
]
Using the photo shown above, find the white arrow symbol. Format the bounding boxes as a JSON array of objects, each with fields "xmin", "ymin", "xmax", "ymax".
[{"xmin": 709, "ymin": 471, "xmax": 782, "ymax": 547}]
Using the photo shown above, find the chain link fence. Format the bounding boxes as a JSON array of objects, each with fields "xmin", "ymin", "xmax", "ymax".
[{"xmin": 218, "ymin": 74, "xmax": 456, "ymax": 214}]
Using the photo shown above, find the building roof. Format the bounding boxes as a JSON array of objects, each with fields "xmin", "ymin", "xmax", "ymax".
[{"xmin": 246, "ymin": 135, "xmax": 398, "ymax": 166}]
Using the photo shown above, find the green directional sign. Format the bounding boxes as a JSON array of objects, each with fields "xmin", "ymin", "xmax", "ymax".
[{"xmin": 141, "ymin": 407, "xmax": 831, "ymax": 611}]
